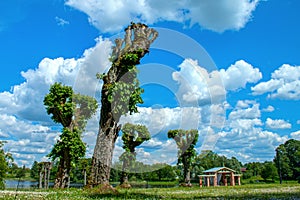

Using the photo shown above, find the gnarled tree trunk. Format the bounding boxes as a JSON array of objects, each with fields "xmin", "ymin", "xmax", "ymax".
[
  {"xmin": 90, "ymin": 23, "xmax": 158, "ymax": 186},
  {"xmin": 53, "ymin": 151, "xmax": 71, "ymax": 188}
]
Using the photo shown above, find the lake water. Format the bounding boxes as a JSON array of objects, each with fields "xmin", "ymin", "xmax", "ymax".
[
  {"xmin": 5, "ymin": 180, "xmax": 39, "ymax": 189},
  {"xmin": 5, "ymin": 180, "xmax": 84, "ymax": 189},
  {"xmin": 5, "ymin": 180, "xmax": 176, "ymax": 189}
]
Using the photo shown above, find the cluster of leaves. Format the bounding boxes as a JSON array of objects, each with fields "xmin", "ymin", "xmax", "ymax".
[
  {"xmin": 48, "ymin": 128, "xmax": 86, "ymax": 165},
  {"xmin": 44, "ymin": 82, "xmax": 74, "ymax": 127},
  {"xmin": 121, "ymin": 123, "xmax": 151, "ymax": 152},
  {"xmin": 102, "ymin": 51, "xmax": 144, "ymax": 118},
  {"xmin": 108, "ymin": 79, "xmax": 144, "ymax": 117}
]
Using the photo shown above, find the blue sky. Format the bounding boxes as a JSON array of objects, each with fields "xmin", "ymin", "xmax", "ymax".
[{"xmin": 0, "ymin": 0, "xmax": 300, "ymax": 167}]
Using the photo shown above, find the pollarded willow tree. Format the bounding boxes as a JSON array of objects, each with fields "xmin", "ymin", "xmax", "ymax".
[
  {"xmin": 44, "ymin": 82, "xmax": 98, "ymax": 188},
  {"xmin": 168, "ymin": 129, "xmax": 199, "ymax": 186},
  {"xmin": 90, "ymin": 23, "xmax": 158, "ymax": 186},
  {"xmin": 119, "ymin": 123, "xmax": 150, "ymax": 187}
]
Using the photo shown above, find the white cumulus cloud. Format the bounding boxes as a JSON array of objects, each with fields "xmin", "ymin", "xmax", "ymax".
[
  {"xmin": 262, "ymin": 105, "xmax": 275, "ymax": 112},
  {"xmin": 214, "ymin": 101, "xmax": 288, "ymax": 163},
  {"xmin": 291, "ymin": 130, "xmax": 300, "ymax": 140},
  {"xmin": 252, "ymin": 64, "xmax": 300, "ymax": 100},
  {"xmin": 266, "ymin": 118, "xmax": 292, "ymax": 130},
  {"xmin": 65, "ymin": 0, "xmax": 260, "ymax": 33},
  {"xmin": 219, "ymin": 60, "xmax": 262, "ymax": 91},
  {"xmin": 0, "ymin": 37, "xmax": 112, "ymax": 166}
]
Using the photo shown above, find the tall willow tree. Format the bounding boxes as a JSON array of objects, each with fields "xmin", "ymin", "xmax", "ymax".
[
  {"xmin": 168, "ymin": 129, "xmax": 199, "ymax": 186},
  {"xmin": 119, "ymin": 123, "xmax": 150, "ymax": 187},
  {"xmin": 44, "ymin": 82, "xmax": 98, "ymax": 188},
  {"xmin": 90, "ymin": 23, "xmax": 158, "ymax": 186}
]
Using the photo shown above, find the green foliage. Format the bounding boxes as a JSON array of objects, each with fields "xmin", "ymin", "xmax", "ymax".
[
  {"xmin": 121, "ymin": 123, "xmax": 151, "ymax": 151},
  {"xmin": 167, "ymin": 129, "xmax": 199, "ymax": 168},
  {"xmin": 120, "ymin": 123, "xmax": 150, "ymax": 162},
  {"xmin": 0, "ymin": 142, "xmax": 8, "ymax": 189},
  {"xmin": 193, "ymin": 150, "xmax": 242, "ymax": 178},
  {"xmin": 108, "ymin": 80, "xmax": 144, "ymax": 116},
  {"xmin": 121, "ymin": 52, "xmax": 140, "ymax": 67},
  {"xmin": 243, "ymin": 162, "xmax": 264, "ymax": 179},
  {"xmin": 167, "ymin": 129, "xmax": 199, "ymax": 184},
  {"xmin": 44, "ymin": 82, "xmax": 74, "ymax": 127},
  {"xmin": 274, "ymin": 139, "xmax": 300, "ymax": 181},
  {"xmin": 106, "ymin": 51, "xmax": 145, "ymax": 118},
  {"xmin": 71, "ymin": 158, "xmax": 92, "ymax": 183},
  {"xmin": 261, "ymin": 161, "xmax": 278, "ymax": 181},
  {"xmin": 110, "ymin": 161, "xmax": 177, "ymax": 183},
  {"xmin": 16, "ymin": 165, "xmax": 26, "ymax": 179},
  {"xmin": 48, "ymin": 127, "xmax": 86, "ymax": 164},
  {"xmin": 30, "ymin": 161, "xmax": 40, "ymax": 180},
  {"xmin": 72, "ymin": 93, "xmax": 98, "ymax": 130}
]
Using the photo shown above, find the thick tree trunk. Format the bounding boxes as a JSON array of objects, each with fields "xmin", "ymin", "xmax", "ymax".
[
  {"xmin": 120, "ymin": 156, "xmax": 130, "ymax": 187},
  {"xmin": 183, "ymin": 155, "xmax": 191, "ymax": 186},
  {"xmin": 90, "ymin": 122, "xmax": 119, "ymax": 185},
  {"xmin": 53, "ymin": 152, "xmax": 71, "ymax": 188}
]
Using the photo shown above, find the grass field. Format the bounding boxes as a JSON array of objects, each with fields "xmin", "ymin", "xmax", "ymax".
[{"xmin": 1, "ymin": 183, "xmax": 300, "ymax": 199}]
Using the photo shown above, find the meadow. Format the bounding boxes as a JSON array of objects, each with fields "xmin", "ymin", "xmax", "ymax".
[{"xmin": 1, "ymin": 183, "xmax": 300, "ymax": 199}]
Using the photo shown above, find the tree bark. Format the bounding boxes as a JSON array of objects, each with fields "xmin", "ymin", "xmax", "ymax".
[
  {"xmin": 90, "ymin": 120, "xmax": 119, "ymax": 185},
  {"xmin": 39, "ymin": 165, "xmax": 43, "ymax": 189},
  {"xmin": 53, "ymin": 151, "xmax": 71, "ymax": 188},
  {"xmin": 90, "ymin": 23, "xmax": 158, "ymax": 187},
  {"xmin": 183, "ymin": 154, "xmax": 191, "ymax": 186},
  {"xmin": 83, "ymin": 169, "xmax": 87, "ymax": 186}
]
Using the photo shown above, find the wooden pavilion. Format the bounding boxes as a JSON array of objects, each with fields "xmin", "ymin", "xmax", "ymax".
[{"xmin": 198, "ymin": 167, "xmax": 241, "ymax": 187}]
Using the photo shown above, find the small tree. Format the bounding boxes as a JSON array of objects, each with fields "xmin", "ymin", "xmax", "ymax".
[
  {"xmin": 44, "ymin": 82, "xmax": 98, "ymax": 188},
  {"xmin": 0, "ymin": 141, "xmax": 9, "ymax": 189},
  {"xmin": 119, "ymin": 123, "xmax": 150, "ymax": 187},
  {"xmin": 168, "ymin": 129, "xmax": 199, "ymax": 186},
  {"xmin": 30, "ymin": 161, "xmax": 40, "ymax": 180}
]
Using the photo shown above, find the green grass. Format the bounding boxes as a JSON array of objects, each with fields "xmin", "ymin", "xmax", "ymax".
[{"xmin": 1, "ymin": 183, "xmax": 299, "ymax": 199}]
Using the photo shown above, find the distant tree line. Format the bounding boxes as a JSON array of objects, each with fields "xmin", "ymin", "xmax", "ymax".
[
  {"xmin": 1, "ymin": 137, "xmax": 300, "ymax": 189},
  {"xmin": 27, "ymin": 139, "xmax": 300, "ymax": 186}
]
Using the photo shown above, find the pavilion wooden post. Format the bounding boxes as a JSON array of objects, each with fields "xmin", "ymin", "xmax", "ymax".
[
  {"xmin": 199, "ymin": 176, "xmax": 203, "ymax": 187},
  {"xmin": 230, "ymin": 172, "xmax": 235, "ymax": 186},
  {"xmin": 213, "ymin": 173, "xmax": 217, "ymax": 186},
  {"xmin": 237, "ymin": 176, "xmax": 241, "ymax": 186},
  {"xmin": 222, "ymin": 174, "xmax": 227, "ymax": 186},
  {"xmin": 206, "ymin": 176, "xmax": 210, "ymax": 187}
]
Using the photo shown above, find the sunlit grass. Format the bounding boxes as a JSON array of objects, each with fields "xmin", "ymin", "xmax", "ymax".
[{"xmin": 1, "ymin": 183, "xmax": 299, "ymax": 199}]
